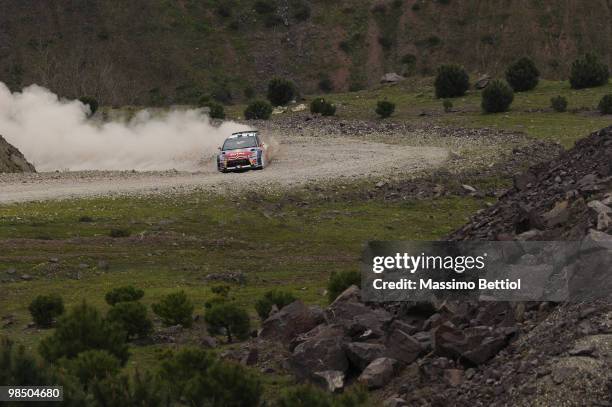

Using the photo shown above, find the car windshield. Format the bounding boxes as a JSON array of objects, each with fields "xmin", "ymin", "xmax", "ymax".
[{"xmin": 222, "ymin": 136, "xmax": 258, "ymax": 150}]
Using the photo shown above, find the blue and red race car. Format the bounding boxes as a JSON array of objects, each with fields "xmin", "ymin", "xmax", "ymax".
[{"xmin": 217, "ymin": 131, "xmax": 268, "ymax": 172}]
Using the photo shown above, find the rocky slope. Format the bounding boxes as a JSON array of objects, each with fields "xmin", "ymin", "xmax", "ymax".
[
  {"xmin": 1, "ymin": 0, "xmax": 611, "ymax": 104},
  {"xmin": 230, "ymin": 127, "xmax": 612, "ymax": 406},
  {"xmin": 0, "ymin": 134, "xmax": 35, "ymax": 173}
]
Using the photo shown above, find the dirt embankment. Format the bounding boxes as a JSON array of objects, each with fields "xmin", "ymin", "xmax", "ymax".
[{"xmin": 0, "ymin": 134, "xmax": 35, "ymax": 174}]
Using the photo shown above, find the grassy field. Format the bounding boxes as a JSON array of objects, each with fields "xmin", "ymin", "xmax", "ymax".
[
  {"xmin": 0, "ymin": 190, "xmax": 485, "ymax": 373},
  {"xmin": 228, "ymin": 78, "xmax": 612, "ymax": 148}
]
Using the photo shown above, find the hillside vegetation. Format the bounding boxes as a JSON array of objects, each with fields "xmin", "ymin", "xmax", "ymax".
[{"xmin": 1, "ymin": 0, "xmax": 611, "ymax": 105}]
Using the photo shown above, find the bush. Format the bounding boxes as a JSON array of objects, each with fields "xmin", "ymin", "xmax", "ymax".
[
  {"xmin": 89, "ymin": 370, "xmax": 168, "ymax": 407},
  {"xmin": 64, "ymin": 349, "xmax": 120, "ymax": 386},
  {"xmin": 267, "ymin": 77, "xmax": 297, "ymax": 106},
  {"xmin": 443, "ymin": 99, "xmax": 453, "ymax": 113},
  {"xmin": 598, "ymin": 94, "xmax": 612, "ymax": 114},
  {"xmin": 254, "ymin": 0, "xmax": 275, "ymax": 14},
  {"xmin": 244, "ymin": 100, "xmax": 273, "ymax": 120},
  {"xmin": 105, "ymin": 286, "xmax": 144, "ymax": 306},
  {"xmin": 276, "ymin": 384, "xmax": 368, "ymax": 407},
  {"xmin": 570, "ymin": 53, "xmax": 610, "ymax": 89},
  {"xmin": 434, "ymin": 64, "xmax": 470, "ymax": 98},
  {"xmin": 152, "ymin": 291, "xmax": 194, "ymax": 328},
  {"xmin": 205, "ymin": 302, "xmax": 251, "ymax": 342},
  {"xmin": 375, "ymin": 100, "xmax": 395, "ymax": 118},
  {"xmin": 29, "ymin": 294, "xmax": 64, "ymax": 327},
  {"xmin": 505, "ymin": 57, "xmax": 540, "ymax": 92},
  {"xmin": 550, "ymin": 95, "xmax": 568, "ymax": 112},
  {"xmin": 310, "ymin": 98, "xmax": 336, "ymax": 115},
  {"xmin": 204, "ymin": 101, "xmax": 225, "ymax": 119},
  {"xmin": 39, "ymin": 301, "xmax": 129, "ymax": 364},
  {"xmin": 318, "ymin": 77, "xmax": 333, "ymax": 93},
  {"xmin": 292, "ymin": 0, "xmax": 311, "ymax": 21},
  {"xmin": 481, "ymin": 79, "xmax": 514, "ymax": 113},
  {"xmin": 159, "ymin": 347, "xmax": 262, "ymax": 406},
  {"xmin": 107, "ymin": 302, "xmax": 153, "ymax": 339},
  {"xmin": 255, "ymin": 289, "xmax": 296, "ymax": 320},
  {"xmin": 109, "ymin": 228, "xmax": 130, "ymax": 238},
  {"xmin": 327, "ymin": 271, "xmax": 361, "ymax": 302},
  {"xmin": 78, "ymin": 215, "xmax": 94, "ymax": 222},
  {"xmin": 321, "ymin": 101, "xmax": 337, "ymax": 116},
  {"xmin": 79, "ymin": 96, "xmax": 99, "ymax": 116}
]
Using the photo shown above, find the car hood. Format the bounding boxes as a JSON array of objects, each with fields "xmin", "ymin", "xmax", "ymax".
[{"xmin": 221, "ymin": 148, "xmax": 256, "ymax": 158}]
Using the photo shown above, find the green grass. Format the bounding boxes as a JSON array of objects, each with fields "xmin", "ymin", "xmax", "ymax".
[
  {"xmin": 0, "ymin": 191, "xmax": 484, "ymax": 366},
  {"xmin": 228, "ymin": 78, "xmax": 612, "ymax": 148}
]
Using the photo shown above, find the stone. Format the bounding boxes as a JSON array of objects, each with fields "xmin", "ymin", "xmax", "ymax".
[
  {"xmin": 6, "ymin": 268, "xmax": 16, "ymax": 275},
  {"xmin": 241, "ymin": 348, "xmax": 259, "ymax": 366},
  {"xmin": 542, "ymin": 200, "xmax": 569, "ymax": 227},
  {"xmin": 358, "ymin": 357, "xmax": 397, "ymax": 389},
  {"xmin": 313, "ymin": 370, "xmax": 345, "ymax": 393},
  {"xmin": 200, "ymin": 336, "xmax": 217, "ymax": 348},
  {"xmin": 259, "ymin": 300, "xmax": 321, "ymax": 344},
  {"xmin": 568, "ymin": 343, "xmax": 595, "ymax": 357},
  {"xmin": 345, "ymin": 342, "xmax": 387, "ymax": 370},
  {"xmin": 20, "ymin": 274, "xmax": 33, "ymax": 281},
  {"xmin": 597, "ymin": 212, "xmax": 611, "ymax": 231},
  {"xmin": 462, "ymin": 184, "xmax": 477, "ymax": 193},
  {"xmin": 289, "ymin": 332, "xmax": 349, "ymax": 380},
  {"xmin": 385, "ymin": 325, "xmax": 423, "ymax": 364},
  {"xmin": 444, "ymin": 368, "xmax": 464, "ymax": 387},
  {"xmin": 380, "ymin": 73, "xmax": 405, "ymax": 83},
  {"xmin": 383, "ymin": 396, "xmax": 408, "ymax": 407},
  {"xmin": 587, "ymin": 200, "xmax": 612, "ymax": 214},
  {"xmin": 474, "ymin": 74, "xmax": 491, "ymax": 89}
]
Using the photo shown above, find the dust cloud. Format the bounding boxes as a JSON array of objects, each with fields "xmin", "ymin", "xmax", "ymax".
[{"xmin": 0, "ymin": 82, "xmax": 251, "ymax": 171}]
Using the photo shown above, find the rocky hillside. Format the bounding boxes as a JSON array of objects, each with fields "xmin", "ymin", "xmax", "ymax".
[
  {"xmin": 0, "ymin": 134, "xmax": 35, "ymax": 173},
  {"xmin": 1, "ymin": 0, "xmax": 611, "ymax": 105},
  {"xmin": 228, "ymin": 127, "xmax": 612, "ymax": 405}
]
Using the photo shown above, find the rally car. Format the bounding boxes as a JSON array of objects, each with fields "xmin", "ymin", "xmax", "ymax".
[{"xmin": 217, "ymin": 130, "xmax": 268, "ymax": 172}]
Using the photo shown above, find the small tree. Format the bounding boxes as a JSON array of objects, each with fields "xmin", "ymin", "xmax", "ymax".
[
  {"xmin": 244, "ymin": 100, "xmax": 273, "ymax": 120},
  {"xmin": 29, "ymin": 294, "xmax": 64, "ymax": 327},
  {"xmin": 89, "ymin": 370, "xmax": 169, "ymax": 407},
  {"xmin": 481, "ymin": 79, "xmax": 514, "ymax": 113},
  {"xmin": 64, "ymin": 349, "xmax": 121, "ymax": 386},
  {"xmin": 550, "ymin": 96, "xmax": 568, "ymax": 112},
  {"xmin": 79, "ymin": 96, "xmax": 99, "ymax": 116},
  {"xmin": 205, "ymin": 303, "xmax": 251, "ymax": 342},
  {"xmin": 38, "ymin": 301, "xmax": 129, "ymax": 364},
  {"xmin": 107, "ymin": 301, "xmax": 153, "ymax": 339},
  {"xmin": 505, "ymin": 57, "xmax": 540, "ymax": 92},
  {"xmin": 152, "ymin": 291, "xmax": 194, "ymax": 328},
  {"xmin": 443, "ymin": 99, "xmax": 453, "ymax": 113},
  {"xmin": 570, "ymin": 53, "xmax": 610, "ymax": 89},
  {"xmin": 327, "ymin": 271, "xmax": 361, "ymax": 302},
  {"xmin": 105, "ymin": 286, "xmax": 144, "ymax": 306},
  {"xmin": 598, "ymin": 94, "xmax": 612, "ymax": 114},
  {"xmin": 204, "ymin": 101, "xmax": 225, "ymax": 119},
  {"xmin": 375, "ymin": 101, "xmax": 395, "ymax": 118},
  {"xmin": 267, "ymin": 77, "xmax": 297, "ymax": 106},
  {"xmin": 434, "ymin": 65, "xmax": 470, "ymax": 98},
  {"xmin": 255, "ymin": 290, "xmax": 296, "ymax": 320}
]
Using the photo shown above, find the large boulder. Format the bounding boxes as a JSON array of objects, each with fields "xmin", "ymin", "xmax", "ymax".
[
  {"xmin": 385, "ymin": 322, "xmax": 424, "ymax": 364},
  {"xmin": 0, "ymin": 135, "xmax": 35, "ymax": 173},
  {"xmin": 289, "ymin": 325, "xmax": 349, "ymax": 380},
  {"xmin": 259, "ymin": 300, "xmax": 323, "ymax": 344},
  {"xmin": 358, "ymin": 357, "xmax": 398, "ymax": 389},
  {"xmin": 345, "ymin": 342, "xmax": 387, "ymax": 370},
  {"xmin": 380, "ymin": 73, "xmax": 405, "ymax": 83},
  {"xmin": 432, "ymin": 323, "xmax": 514, "ymax": 365}
]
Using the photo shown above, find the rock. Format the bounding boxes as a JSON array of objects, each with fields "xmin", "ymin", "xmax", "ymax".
[
  {"xmin": 587, "ymin": 200, "xmax": 612, "ymax": 214},
  {"xmin": 291, "ymin": 104, "xmax": 307, "ymax": 112},
  {"xmin": 474, "ymin": 74, "xmax": 491, "ymax": 89},
  {"xmin": 49, "ymin": 257, "xmax": 59, "ymax": 263},
  {"xmin": 259, "ymin": 300, "xmax": 322, "ymax": 344},
  {"xmin": 376, "ymin": 181, "xmax": 386, "ymax": 188},
  {"xmin": 20, "ymin": 274, "xmax": 33, "ymax": 281},
  {"xmin": 272, "ymin": 106, "xmax": 287, "ymax": 115},
  {"xmin": 385, "ymin": 324, "xmax": 423, "ymax": 364},
  {"xmin": 200, "ymin": 336, "xmax": 217, "ymax": 348},
  {"xmin": 358, "ymin": 357, "xmax": 397, "ymax": 389},
  {"xmin": 462, "ymin": 184, "xmax": 477, "ymax": 193},
  {"xmin": 433, "ymin": 324, "xmax": 511, "ymax": 365},
  {"xmin": 0, "ymin": 134, "xmax": 36, "ymax": 173},
  {"xmin": 6, "ymin": 268, "xmax": 16, "ymax": 275},
  {"xmin": 345, "ymin": 342, "xmax": 387, "ymax": 370},
  {"xmin": 443, "ymin": 369, "xmax": 464, "ymax": 387},
  {"xmin": 313, "ymin": 370, "xmax": 345, "ymax": 393},
  {"xmin": 542, "ymin": 200, "xmax": 569, "ymax": 227},
  {"xmin": 241, "ymin": 348, "xmax": 259, "ymax": 366},
  {"xmin": 568, "ymin": 343, "xmax": 595, "ymax": 357},
  {"xmin": 289, "ymin": 328, "xmax": 349, "ymax": 380},
  {"xmin": 383, "ymin": 396, "xmax": 408, "ymax": 407},
  {"xmin": 380, "ymin": 73, "xmax": 405, "ymax": 83},
  {"xmin": 597, "ymin": 212, "xmax": 611, "ymax": 231},
  {"xmin": 97, "ymin": 260, "xmax": 110, "ymax": 270}
]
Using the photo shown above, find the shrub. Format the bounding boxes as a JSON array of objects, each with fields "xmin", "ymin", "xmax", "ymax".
[
  {"xmin": 79, "ymin": 96, "xmax": 99, "ymax": 116},
  {"xmin": 321, "ymin": 101, "xmax": 337, "ymax": 116},
  {"xmin": 254, "ymin": 0, "xmax": 275, "ymax": 14},
  {"xmin": 205, "ymin": 302, "xmax": 251, "ymax": 342},
  {"xmin": 276, "ymin": 384, "xmax": 369, "ymax": 407},
  {"xmin": 204, "ymin": 101, "xmax": 225, "ymax": 119},
  {"xmin": 210, "ymin": 284, "xmax": 231, "ymax": 297},
  {"xmin": 152, "ymin": 291, "xmax": 194, "ymax": 327},
  {"xmin": 39, "ymin": 301, "xmax": 129, "ymax": 364},
  {"xmin": 65, "ymin": 349, "xmax": 120, "ymax": 386},
  {"xmin": 481, "ymin": 79, "xmax": 514, "ymax": 113},
  {"xmin": 598, "ymin": 94, "xmax": 612, "ymax": 114},
  {"xmin": 310, "ymin": 98, "xmax": 336, "ymax": 115},
  {"xmin": 570, "ymin": 53, "xmax": 610, "ymax": 89},
  {"xmin": 107, "ymin": 302, "xmax": 153, "ymax": 339},
  {"xmin": 255, "ymin": 289, "xmax": 296, "ymax": 320},
  {"xmin": 105, "ymin": 286, "xmax": 144, "ymax": 306},
  {"xmin": 78, "ymin": 215, "xmax": 94, "ymax": 222},
  {"xmin": 267, "ymin": 77, "xmax": 297, "ymax": 106},
  {"xmin": 109, "ymin": 228, "xmax": 130, "ymax": 238},
  {"xmin": 443, "ymin": 99, "xmax": 453, "ymax": 113},
  {"xmin": 550, "ymin": 95, "xmax": 568, "ymax": 112},
  {"xmin": 292, "ymin": 0, "xmax": 311, "ymax": 21},
  {"xmin": 244, "ymin": 100, "xmax": 273, "ymax": 120},
  {"xmin": 434, "ymin": 64, "xmax": 470, "ymax": 98},
  {"xmin": 89, "ymin": 370, "xmax": 168, "ymax": 407},
  {"xmin": 375, "ymin": 100, "xmax": 395, "ymax": 118},
  {"xmin": 505, "ymin": 57, "xmax": 540, "ymax": 92},
  {"xmin": 159, "ymin": 347, "xmax": 262, "ymax": 406},
  {"xmin": 29, "ymin": 294, "xmax": 64, "ymax": 327},
  {"xmin": 327, "ymin": 271, "xmax": 361, "ymax": 302},
  {"xmin": 318, "ymin": 77, "xmax": 333, "ymax": 93}
]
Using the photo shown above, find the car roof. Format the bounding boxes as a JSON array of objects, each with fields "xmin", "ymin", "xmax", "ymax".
[{"xmin": 229, "ymin": 131, "xmax": 258, "ymax": 139}]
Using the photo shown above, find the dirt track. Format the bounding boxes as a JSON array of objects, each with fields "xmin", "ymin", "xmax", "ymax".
[{"xmin": 0, "ymin": 135, "xmax": 448, "ymax": 204}]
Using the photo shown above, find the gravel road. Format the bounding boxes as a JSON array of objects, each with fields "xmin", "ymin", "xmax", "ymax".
[{"xmin": 0, "ymin": 135, "xmax": 448, "ymax": 204}]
